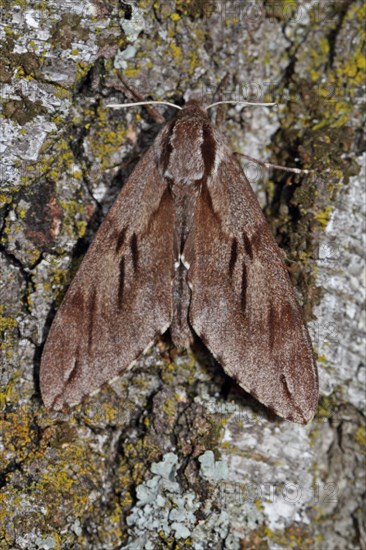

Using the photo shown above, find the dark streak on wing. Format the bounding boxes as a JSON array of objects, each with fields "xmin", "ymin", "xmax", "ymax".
[
  {"xmin": 175, "ymin": 267, "xmax": 183, "ymax": 321},
  {"xmin": 201, "ymin": 123, "xmax": 216, "ymax": 182},
  {"xmin": 118, "ymin": 257, "xmax": 125, "ymax": 309},
  {"xmin": 130, "ymin": 233, "xmax": 139, "ymax": 272},
  {"xmin": 115, "ymin": 227, "xmax": 127, "ymax": 254},
  {"xmin": 65, "ymin": 353, "xmax": 81, "ymax": 387},
  {"xmin": 201, "ymin": 180, "xmax": 220, "ymax": 222},
  {"xmin": 243, "ymin": 232, "xmax": 253, "ymax": 260},
  {"xmin": 240, "ymin": 262, "xmax": 247, "ymax": 312},
  {"xmin": 280, "ymin": 373, "xmax": 292, "ymax": 399},
  {"xmin": 229, "ymin": 238, "xmax": 238, "ymax": 277}
]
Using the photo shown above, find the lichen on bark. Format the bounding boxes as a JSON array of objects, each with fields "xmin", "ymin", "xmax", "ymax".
[{"xmin": 0, "ymin": 1, "xmax": 365, "ymax": 549}]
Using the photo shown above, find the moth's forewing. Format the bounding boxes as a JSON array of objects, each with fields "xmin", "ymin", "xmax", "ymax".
[
  {"xmin": 186, "ymin": 131, "xmax": 318, "ymax": 424},
  {"xmin": 40, "ymin": 147, "xmax": 175, "ymax": 410}
]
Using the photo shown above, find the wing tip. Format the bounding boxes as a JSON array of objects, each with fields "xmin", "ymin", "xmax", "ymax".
[
  {"xmin": 233, "ymin": 377, "xmax": 318, "ymax": 425},
  {"xmin": 286, "ymin": 408, "xmax": 316, "ymax": 425},
  {"xmin": 40, "ymin": 369, "xmax": 82, "ymax": 412},
  {"xmin": 270, "ymin": 399, "xmax": 318, "ymax": 425},
  {"xmin": 41, "ymin": 387, "xmax": 69, "ymax": 412}
]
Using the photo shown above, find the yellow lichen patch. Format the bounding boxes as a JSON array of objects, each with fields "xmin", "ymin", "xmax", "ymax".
[
  {"xmin": 19, "ymin": 136, "xmax": 76, "ymax": 193},
  {"xmin": 121, "ymin": 438, "xmax": 161, "ymax": 485},
  {"xmin": 319, "ymin": 36, "xmax": 330, "ymax": 56},
  {"xmin": 354, "ymin": 426, "xmax": 366, "ymax": 449},
  {"xmin": 85, "ymin": 400, "xmax": 121, "ymax": 426},
  {"xmin": 1, "ymin": 404, "xmax": 36, "ymax": 467},
  {"xmin": 255, "ymin": 499, "xmax": 264, "ymax": 511},
  {"xmin": 138, "ymin": 0, "xmax": 150, "ymax": 8},
  {"xmin": 58, "ymin": 198, "xmax": 87, "ymax": 239},
  {"xmin": 162, "ymin": 397, "xmax": 177, "ymax": 418},
  {"xmin": 169, "ymin": 41, "xmax": 183, "ymax": 60},
  {"xmin": 0, "ymin": 372, "xmax": 22, "ymax": 410},
  {"xmin": 95, "ymin": 505, "xmax": 125, "ymax": 547},
  {"xmin": 0, "ymin": 194, "xmax": 12, "ymax": 205},
  {"xmin": 316, "ymin": 394, "xmax": 341, "ymax": 422},
  {"xmin": 302, "ymin": 4, "xmax": 365, "ymax": 135},
  {"xmin": 124, "ymin": 67, "xmax": 141, "ymax": 78},
  {"xmin": 314, "ymin": 206, "xmax": 332, "ymax": 228},
  {"xmin": 160, "ymin": 364, "xmax": 176, "ymax": 385},
  {"xmin": 0, "ymin": 307, "xmax": 18, "ymax": 354},
  {"xmin": 17, "ymin": 206, "xmax": 27, "ymax": 219},
  {"xmin": 85, "ymin": 104, "xmax": 128, "ymax": 170},
  {"xmin": 188, "ymin": 51, "xmax": 200, "ymax": 75},
  {"xmin": 75, "ymin": 219, "xmax": 87, "ymax": 236},
  {"xmin": 0, "ymin": 313, "xmax": 17, "ymax": 332},
  {"xmin": 33, "ymin": 436, "xmax": 101, "ymax": 524},
  {"xmin": 264, "ymin": 525, "xmax": 315, "ymax": 548}
]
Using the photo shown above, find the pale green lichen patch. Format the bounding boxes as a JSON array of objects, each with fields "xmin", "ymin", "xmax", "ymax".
[
  {"xmin": 125, "ymin": 452, "xmax": 197, "ymax": 542},
  {"xmin": 198, "ymin": 450, "xmax": 228, "ymax": 482}
]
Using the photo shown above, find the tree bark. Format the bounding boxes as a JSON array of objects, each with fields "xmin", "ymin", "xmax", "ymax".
[{"xmin": 0, "ymin": 1, "xmax": 364, "ymax": 549}]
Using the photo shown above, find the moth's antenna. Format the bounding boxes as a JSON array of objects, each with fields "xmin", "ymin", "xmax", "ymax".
[
  {"xmin": 207, "ymin": 100, "xmax": 276, "ymax": 110},
  {"xmin": 106, "ymin": 101, "xmax": 182, "ymax": 110}
]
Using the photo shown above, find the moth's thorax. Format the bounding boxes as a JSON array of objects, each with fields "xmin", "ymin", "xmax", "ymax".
[{"xmin": 156, "ymin": 101, "xmax": 220, "ymax": 191}]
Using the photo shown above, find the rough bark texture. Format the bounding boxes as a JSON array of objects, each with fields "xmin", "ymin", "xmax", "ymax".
[{"xmin": 0, "ymin": 1, "xmax": 365, "ymax": 549}]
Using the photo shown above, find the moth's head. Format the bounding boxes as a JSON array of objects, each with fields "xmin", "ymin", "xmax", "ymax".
[
  {"xmin": 156, "ymin": 97, "xmax": 218, "ymax": 186},
  {"xmin": 182, "ymin": 98, "xmax": 206, "ymax": 109},
  {"xmin": 178, "ymin": 99, "xmax": 210, "ymax": 119}
]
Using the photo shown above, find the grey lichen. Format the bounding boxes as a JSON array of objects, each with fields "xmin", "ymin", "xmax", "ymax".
[
  {"xmin": 198, "ymin": 450, "xmax": 228, "ymax": 482},
  {"xmin": 125, "ymin": 453, "xmax": 199, "ymax": 544},
  {"xmin": 124, "ymin": 452, "xmax": 236, "ymax": 548}
]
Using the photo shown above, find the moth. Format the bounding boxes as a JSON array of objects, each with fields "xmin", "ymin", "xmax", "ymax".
[{"xmin": 40, "ymin": 99, "xmax": 318, "ymax": 424}]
